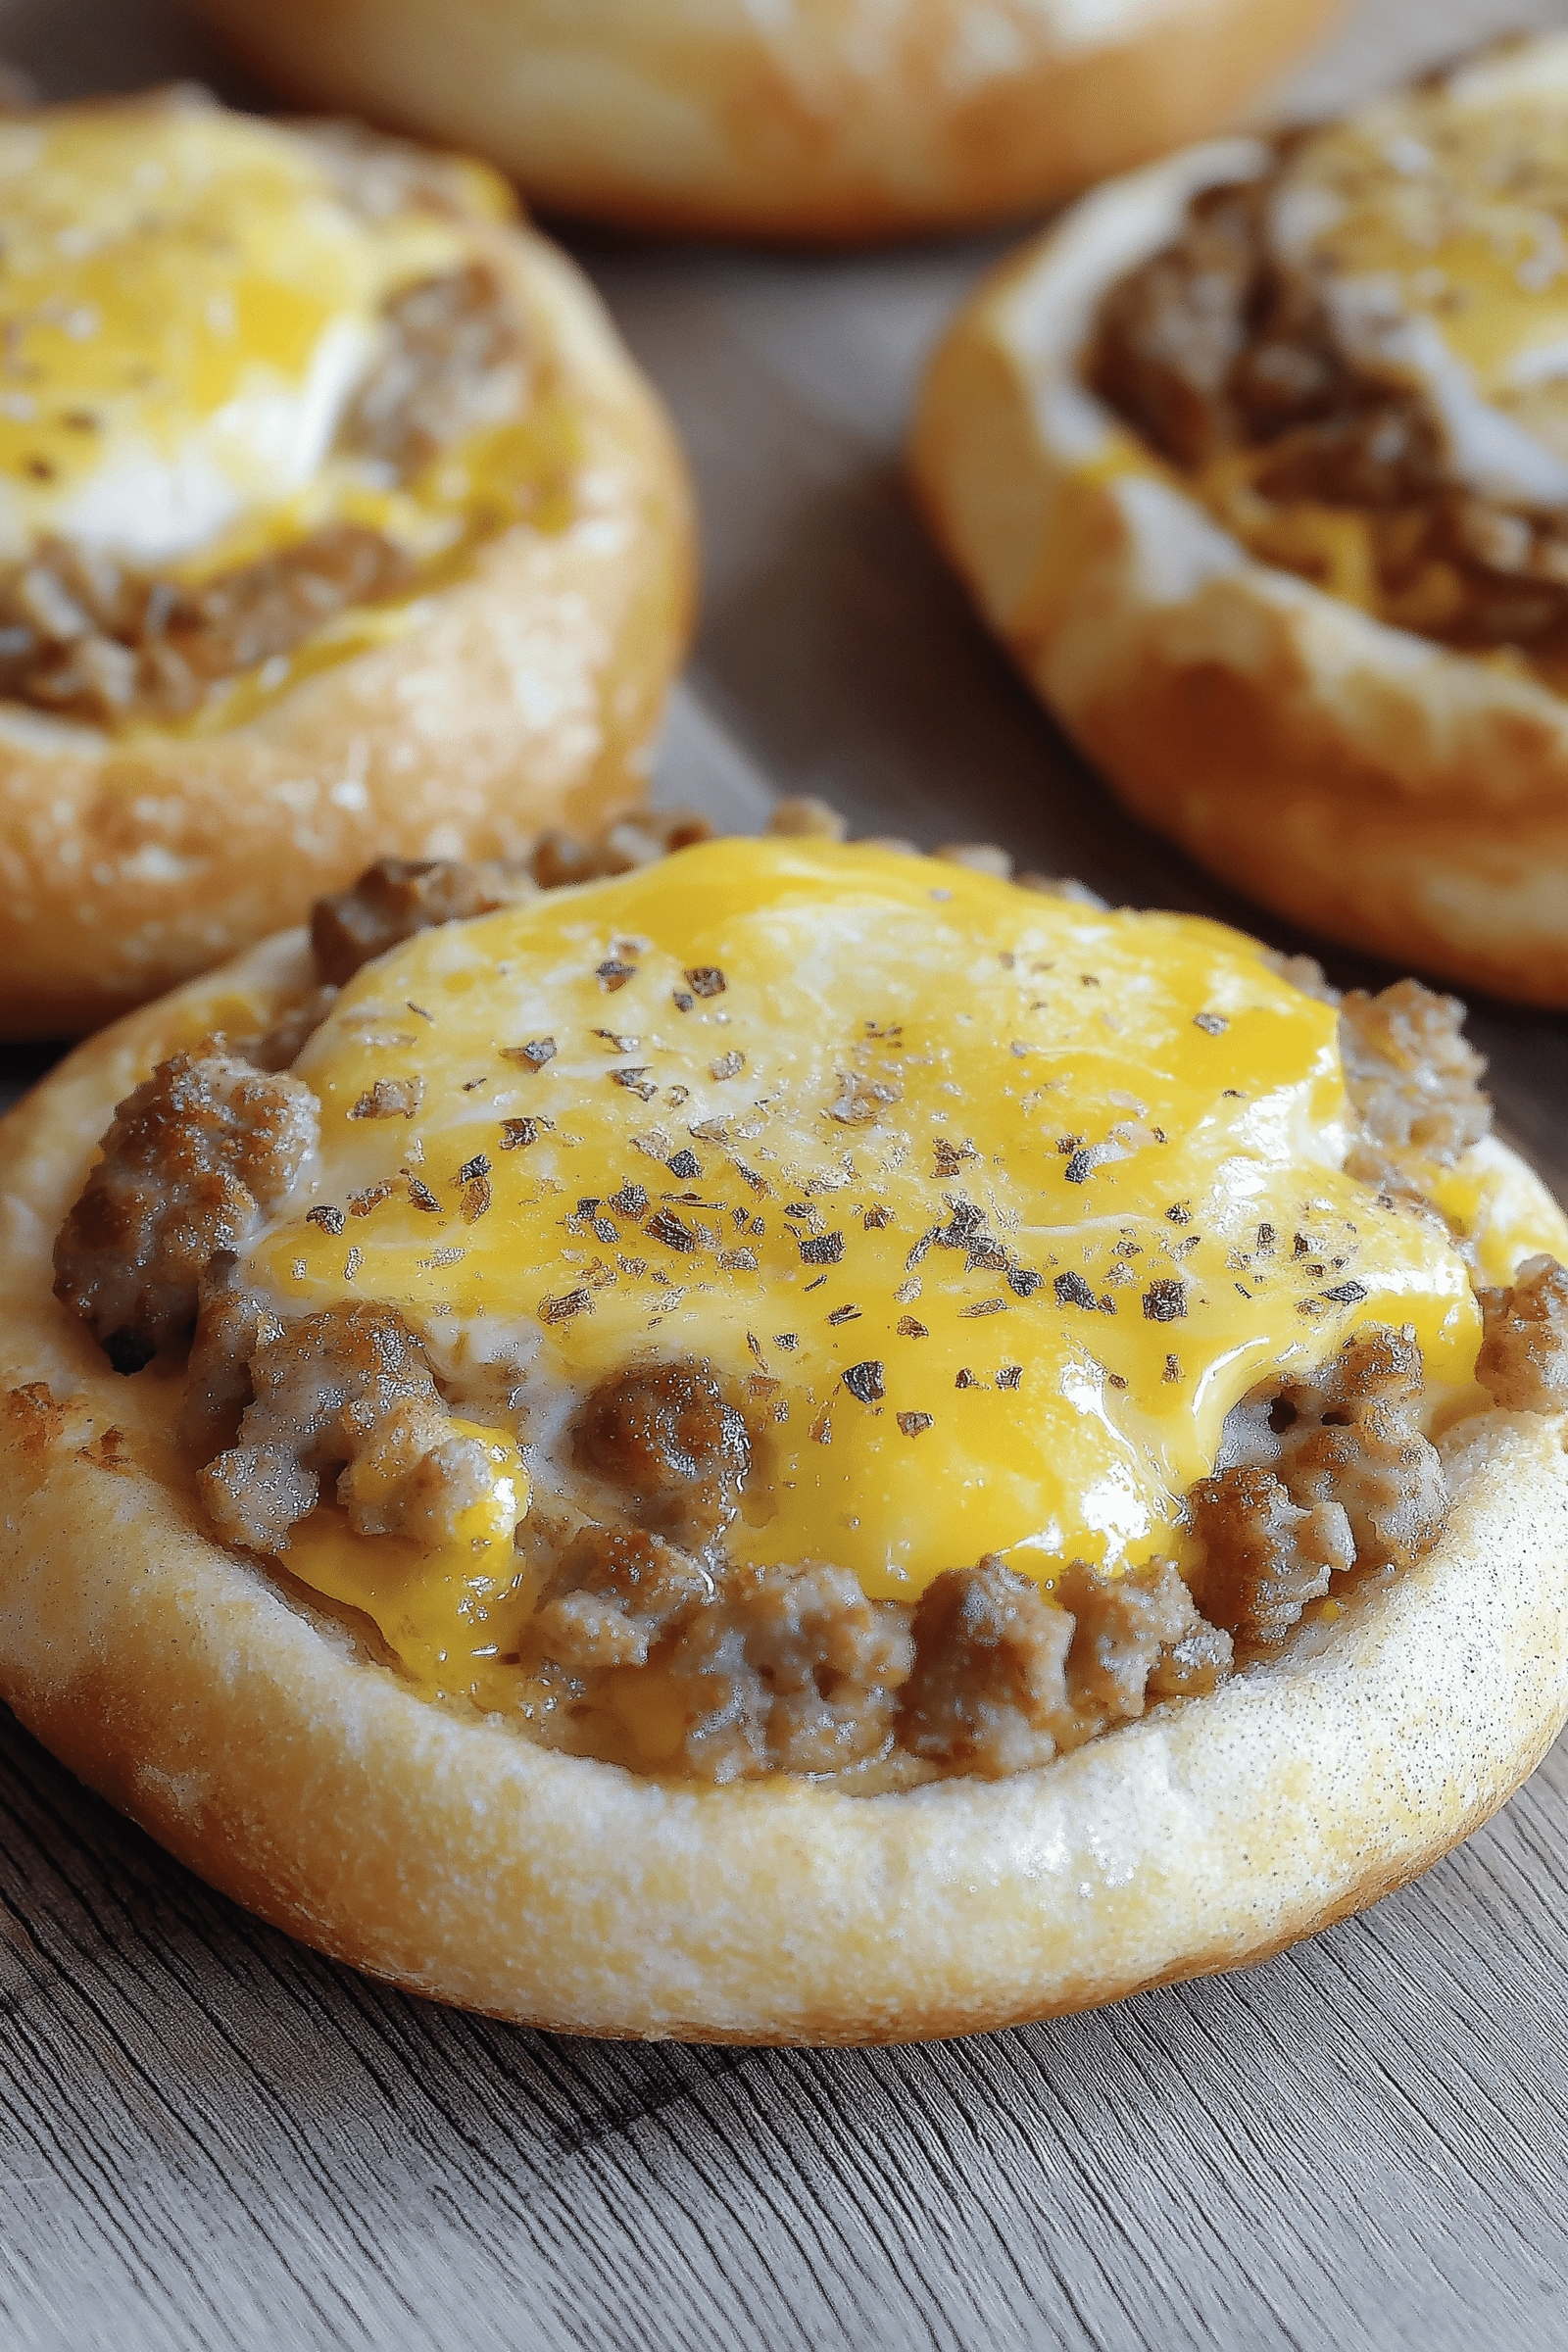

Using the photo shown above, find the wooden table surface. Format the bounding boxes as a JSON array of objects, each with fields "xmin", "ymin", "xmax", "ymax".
[{"xmin": 5, "ymin": 2, "xmax": 1568, "ymax": 2345}]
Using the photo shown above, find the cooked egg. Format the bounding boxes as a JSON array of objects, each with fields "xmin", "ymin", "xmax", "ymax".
[
  {"xmin": 229, "ymin": 838, "xmax": 1540, "ymax": 1686},
  {"xmin": 0, "ymin": 90, "xmax": 513, "ymax": 575}
]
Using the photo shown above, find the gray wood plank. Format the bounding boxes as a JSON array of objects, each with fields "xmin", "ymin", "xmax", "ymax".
[{"xmin": 4, "ymin": 2, "xmax": 1568, "ymax": 2347}]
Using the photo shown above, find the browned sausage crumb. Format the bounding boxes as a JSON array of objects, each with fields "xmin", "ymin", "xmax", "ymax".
[
  {"xmin": 533, "ymin": 1525, "xmax": 713, "ymax": 1670},
  {"xmin": 53, "ymin": 1049, "xmax": 318, "ymax": 1374},
  {"xmin": 667, "ymin": 1564, "xmax": 914, "ymax": 1781},
  {"xmin": 1192, "ymin": 1325, "xmax": 1446, "ymax": 1643},
  {"xmin": 338, "ymin": 263, "xmax": 524, "ymax": 474},
  {"xmin": 311, "ymin": 857, "xmax": 536, "ymax": 984},
  {"xmin": 1339, "ymin": 980, "xmax": 1490, "ymax": 1169},
  {"xmin": 571, "ymin": 1359, "xmax": 751, "ymax": 1544},
  {"xmin": 1476, "ymin": 1254, "xmax": 1568, "ymax": 1413},
  {"xmin": 198, "ymin": 1302, "xmax": 497, "ymax": 1555}
]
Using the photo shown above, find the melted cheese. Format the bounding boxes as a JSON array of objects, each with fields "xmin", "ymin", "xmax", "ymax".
[
  {"xmin": 0, "ymin": 91, "xmax": 527, "ymax": 583},
  {"xmin": 230, "ymin": 838, "xmax": 1513, "ymax": 1688}
]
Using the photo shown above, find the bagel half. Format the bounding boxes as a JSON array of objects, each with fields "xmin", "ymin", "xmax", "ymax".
[
  {"xmin": 3, "ymin": 831, "xmax": 1568, "ymax": 2044},
  {"xmin": 0, "ymin": 94, "xmax": 692, "ymax": 1041},
  {"xmin": 185, "ymin": 0, "xmax": 1342, "ymax": 244},
  {"xmin": 909, "ymin": 43, "xmax": 1568, "ymax": 1005}
]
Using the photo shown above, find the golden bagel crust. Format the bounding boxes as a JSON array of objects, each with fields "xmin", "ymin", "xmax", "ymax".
[
  {"xmin": 4, "ymin": 933, "xmax": 1568, "ymax": 2043},
  {"xmin": 908, "ymin": 139, "xmax": 1568, "ymax": 1006},
  {"xmin": 185, "ymin": 0, "xmax": 1341, "ymax": 244},
  {"xmin": 0, "ymin": 193, "xmax": 693, "ymax": 1043}
]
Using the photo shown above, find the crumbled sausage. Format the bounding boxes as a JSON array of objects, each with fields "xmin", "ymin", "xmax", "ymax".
[
  {"xmin": 533, "ymin": 1525, "xmax": 713, "ymax": 1669},
  {"xmin": 1054, "ymin": 1557, "xmax": 1230, "ymax": 1722},
  {"xmin": 198, "ymin": 1303, "xmax": 496, "ymax": 1555},
  {"xmin": 1187, "ymin": 1463, "xmax": 1352, "ymax": 1642},
  {"xmin": 571, "ymin": 1359, "xmax": 751, "ymax": 1544},
  {"xmin": 339, "ymin": 263, "xmax": 525, "ymax": 473},
  {"xmin": 1194, "ymin": 1325, "xmax": 1446, "ymax": 1642},
  {"xmin": 0, "ymin": 525, "xmax": 412, "ymax": 726},
  {"xmin": 1476, "ymin": 1253, "xmax": 1568, "ymax": 1413},
  {"xmin": 666, "ymin": 1564, "xmax": 914, "ymax": 1782},
  {"xmin": 311, "ymin": 857, "xmax": 534, "ymax": 984},
  {"xmin": 897, "ymin": 1560, "xmax": 1077, "ymax": 1774},
  {"xmin": 1339, "ymin": 979, "xmax": 1490, "ymax": 1169},
  {"xmin": 53, "ymin": 1050, "xmax": 318, "ymax": 1374}
]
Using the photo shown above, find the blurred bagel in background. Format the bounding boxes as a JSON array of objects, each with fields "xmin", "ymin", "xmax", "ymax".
[
  {"xmin": 184, "ymin": 0, "xmax": 1344, "ymax": 243},
  {"xmin": 0, "ymin": 86, "xmax": 692, "ymax": 1040}
]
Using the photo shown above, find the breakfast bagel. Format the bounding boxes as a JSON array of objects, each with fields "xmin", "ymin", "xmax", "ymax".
[
  {"xmin": 184, "ymin": 0, "xmax": 1342, "ymax": 244},
  {"xmin": 910, "ymin": 35, "xmax": 1568, "ymax": 1004},
  {"xmin": 4, "ymin": 806, "xmax": 1568, "ymax": 2044},
  {"xmin": 0, "ymin": 87, "xmax": 691, "ymax": 1040}
]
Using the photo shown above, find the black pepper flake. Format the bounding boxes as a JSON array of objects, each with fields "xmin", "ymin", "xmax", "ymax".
[
  {"xmin": 666, "ymin": 1086, "xmax": 690, "ymax": 1108},
  {"xmin": 667, "ymin": 1148, "xmax": 702, "ymax": 1180},
  {"xmin": 592, "ymin": 1217, "xmax": 617, "ymax": 1246},
  {"xmin": 307, "ymin": 1205, "xmax": 345, "ymax": 1236},
  {"xmin": 462, "ymin": 1175, "xmax": 492, "ymax": 1223},
  {"xmin": 1054, "ymin": 1271, "xmax": 1098, "ymax": 1310},
  {"xmin": 539, "ymin": 1287, "xmax": 594, "ymax": 1325},
  {"xmin": 734, "ymin": 1164, "xmax": 770, "ymax": 1196},
  {"xmin": 863, "ymin": 1205, "xmax": 894, "ymax": 1229},
  {"xmin": 799, "ymin": 1230, "xmax": 845, "ymax": 1265},
  {"xmin": 997, "ymin": 1365, "xmax": 1022, "ymax": 1390},
  {"xmin": 504, "ymin": 1038, "xmax": 556, "ymax": 1071},
  {"xmin": 611, "ymin": 1067, "xmax": 658, "ymax": 1102},
  {"xmin": 710, "ymin": 1050, "xmax": 745, "ymax": 1081},
  {"xmin": 1235, "ymin": 1283, "xmax": 1251, "ymax": 1299},
  {"xmin": 842, "ymin": 1360, "xmax": 885, "ymax": 1404},
  {"xmin": 1194, "ymin": 1010, "xmax": 1229, "ymax": 1036},
  {"xmin": 1107, "ymin": 1372, "xmax": 1128, "ymax": 1391},
  {"xmin": 610, "ymin": 1183, "xmax": 649, "ymax": 1216},
  {"xmin": 897, "ymin": 1316, "xmax": 928, "ymax": 1338},
  {"xmin": 718, "ymin": 1248, "xmax": 760, "ymax": 1271},
  {"xmin": 1293, "ymin": 1233, "xmax": 1311, "ymax": 1258},
  {"xmin": 349, "ymin": 1182, "xmax": 393, "ymax": 1219},
  {"xmin": 803, "ymin": 1274, "xmax": 827, "ymax": 1293},
  {"xmin": 407, "ymin": 1176, "xmax": 441, "ymax": 1213},
  {"xmin": 1063, "ymin": 1151, "xmax": 1095, "ymax": 1186},
  {"xmin": 501, "ymin": 1117, "xmax": 545, "ymax": 1149},
  {"xmin": 960, "ymin": 1298, "xmax": 1009, "ymax": 1319},
  {"xmin": 672, "ymin": 990, "xmax": 695, "ymax": 1013},
  {"xmin": 597, "ymin": 958, "xmax": 636, "ymax": 992},
  {"xmin": 934, "ymin": 1138, "xmax": 977, "ymax": 1176},
  {"xmin": 456, "ymin": 1152, "xmax": 491, "ymax": 1186},
  {"xmin": 1007, "ymin": 1266, "xmax": 1042, "ymax": 1298},
  {"xmin": 1056, "ymin": 1135, "xmax": 1082, "ymax": 1155},
  {"xmin": 1143, "ymin": 1279, "xmax": 1187, "ymax": 1321},
  {"xmin": 898, "ymin": 1411, "xmax": 934, "ymax": 1438},
  {"xmin": 1322, "ymin": 1279, "xmax": 1369, "ymax": 1305},
  {"xmin": 646, "ymin": 1208, "xmax": 698, "ymax": 1252},
  {"xmin": 784, "ymin": 1202, "xmax": 811, "ymax": 1219},
  {"xmin": 1165, "ymin": 1203, "xmax": 1191, "ymax": 1226},
  {"xmin": 809, "ymin": 1404, "xmax": 833, "ymax": 1445},
  {"xmin": 955, "ymin": 1368, "xmax": 981, "ymax": 1389},
  {"xmin": 827, "ymin": 1304, "xmax": 862, "ymax": 1326},
  {"xmin": 1163, "ymin": 1353, "xmax": 1183, "ymax": 1382},
  {"xmin": 1257, "ymin": 1223, "xmax": 1276, "ymax": 1251},
  {"xmin": 966, "ymin": 1240, "xmax": 1008, "ymax": 1273},
  {"xmin": 774, "ymin": 1334, "xmax": 800, "ymax": 1350},
  {"xmin": 685, "ymin": 966, "xmax": 726, "ymax": 998}
]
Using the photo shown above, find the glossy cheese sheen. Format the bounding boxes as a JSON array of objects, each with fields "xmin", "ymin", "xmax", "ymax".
[
  {"xmin": 0, "ymin": 94, "xmax": 513, "ymax": 573},
  {"xmin": 251, "ymin": 841, "xmax": 1482, "ymax": 1619}
]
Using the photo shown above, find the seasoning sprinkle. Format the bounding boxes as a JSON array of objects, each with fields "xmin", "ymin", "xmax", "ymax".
[
  {"xmin": 611, "ymin": 1067, "xmax": 658, "ymax": 1102},
  {"xmin": 799, "ymin": 1231, "xmax": 845, "ymax": 1265},
  {"xmin": 344, "ymin": 1247, "xmax": 363, "ymax": 1280},
  {"xmin": 349, "ymin": 1183, "xmax": 393, "ymax": 1219},
  {"xmin": 503, "ymin": 1038, "xmax": 556, "ymax": 1071},
  {"xmin": 774, "ymin": 1334, "xmax": 800, "ymax": 1350},
  {"xmin": 1054, "ymin": 1271, "xmax": 1098, "ymax": 1311},
  {"xmin": 842, "ymin": 1360, "xmax": 885, "ymax": 1404},
  {"xmin": 407, "ymin": 1176, "xmax": 441, "ymax": 1214},
  {"xmin": 1143, "ymin": 1279, "xmax": 1188, "ymax": 1322},
  {"xmin": 667, "ymin": 1148, "xmax": 702, "ymax": 1180},
  {"xmin": 960, "ymin": 1298, "xmax": 1010, "ymax": 1319},
  {"xmin": 1322, "ymin": 1279, "xmax": 1369, "ymax": 1305},
  {"xmin": 596, "ymin": 958, "xmax": 636, "ymax": 992},
  {"xmin": 1006, "ymin": 1266, "xmax": 1042, "ymax": 1298},
  {"xmin": 456, "ymin": 1153, "xmax": 491, "ymax": 1187},
  {"xmin": 672, "ymin": 990, "xmax": 695, "ymax": 1013},
  {"xmin": 997, "ymin": 1365, "xmax": 1022, "ymax": 1390},
  {"xmin": 500, "ymin": 1116, "xmax": 544, "ymax": 1149},
  {"xmin": 539, "ymin": 1288, "xmax": 594, "ymax": 1325},
  {"xmin": 461, "ymin": 1175, "xmax": 492, "ymax": 1223},
  {"xmin": 1193, "ymin": 1010, "xmax": 1229, "ymax": 1036},
  {"xmin": 955, "ymin": 1368, "xmax": 980, "ymax": 1389},
  {"xmin": 646, "ymin": 1207, "xmax": 698, "ymax": 1252},
  {"xmin": 710, "ymin": 1050, "xmax": 745, "ymax": 1081},
  {"xmin": 1163, "ymin": 1352, "xmax": 1183, "ymax": 1382},
  {"xmin": 897, "ymin": 1316, "xmax": 928, "ymax": 1338},
  {"xmin": 610, "ymin": 1182, "xmax": 649, "ymax": 1216},
  {"xmin": 863, "ymin": 1204, "xmax": 894, "ymax": 1229},
  {"xmin": 809, "ymin": 1403, "xmax": 833, "ymax": 1445},
  {"xmin": 826, "ymin": 1304, "xmax": 862, "ymax": 1326},
  {"xmin": 898, "ymin": 1411, "xmax": 934, "ymax": 1438},
  {"xmin": 349, "ymin": 1076, "xmax": 422, "ymax": 1120},
  {"xmin": 718, "ymin": 1249, "xmax": 760, "ymax": 1272},
  {"xmin": 307, "ymin": 1204, "xmax": 345, "ymax": 1236},
  {"xmin": 685, "ymin": 966, "xmax": 726, "ymax": 998}
]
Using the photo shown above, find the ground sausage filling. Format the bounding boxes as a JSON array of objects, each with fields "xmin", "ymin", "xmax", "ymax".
[
  {"xmin": 50, "ymin": 829, "xmax": 1568, "ymax": 1786},
  {"xmin": 1090, "ymin": 148, "xmax": 1568, "ymax": 671},
  {"xmin": 0, "ymin": 261, "xmax": 526, "ymax": 727}
]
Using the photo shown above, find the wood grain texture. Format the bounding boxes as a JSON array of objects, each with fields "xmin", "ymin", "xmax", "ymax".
[{"xmin": 5, "ymin": 0, "xmax": 1568, "ymax": 2344}]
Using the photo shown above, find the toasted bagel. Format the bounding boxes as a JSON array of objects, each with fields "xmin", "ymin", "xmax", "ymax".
[
  {"xmin": 910, "ymin": 39, "xmax": 1568, "ymax": 1004},
  {"xmin": 0, "ymin": 92, "xmax": 692, "ymax": 1041},
  {"xmin": 185, "ymin": 0, "xmax": 1341, "ymax": 244},
  {"xmin": 3, "ymin": 828, "xmax": 1567, "ymax": 2043}
]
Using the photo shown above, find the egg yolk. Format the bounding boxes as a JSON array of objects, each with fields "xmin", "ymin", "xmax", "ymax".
[{"xmin": 238, "ymin": 838, "xmax": 1505, "ymax": 1683}]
